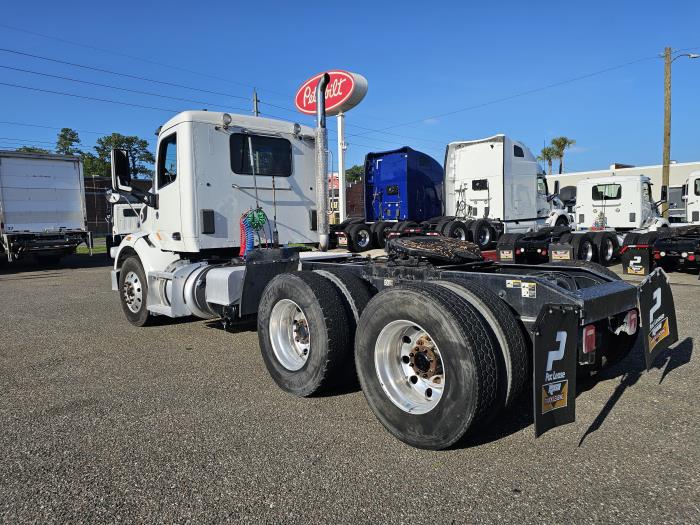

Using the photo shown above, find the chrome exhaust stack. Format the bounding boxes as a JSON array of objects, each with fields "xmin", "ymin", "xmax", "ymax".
[{"xmin": 315, "ymin": 73, "xmax": 330, "ymax": 251}]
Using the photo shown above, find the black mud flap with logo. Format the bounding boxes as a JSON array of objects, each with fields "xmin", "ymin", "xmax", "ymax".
[
  {"xmin": 622, "ymin": 245, "xmax": 652, "ymax": 276},
  {"xmin": 532, "ymin": 305, "xmax": 579, "ymax": 437},
  {"xmin": 638, "ymin": 268, "xmax": 678, "ymax": 370}
]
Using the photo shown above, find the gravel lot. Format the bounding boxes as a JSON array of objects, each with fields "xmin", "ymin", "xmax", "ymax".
[{"xmin": 0, "ymin": 256, "xmax": 698, "ymax": 523}]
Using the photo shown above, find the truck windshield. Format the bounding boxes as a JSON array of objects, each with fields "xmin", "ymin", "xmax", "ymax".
[
  {"xmin": 230, "ymin": 133, "xmax": 292, "ymax": 177},
  {"xmin": 592, "ymin": 184, "xmax": 621, "ymax": 200}
]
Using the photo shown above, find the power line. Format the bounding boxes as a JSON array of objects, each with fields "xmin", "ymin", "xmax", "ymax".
[
  {"xmin": 0, "ymin": 64, "xmax": 250, "ymax": 112},
  {"xmin": 0, "ymin": 81, "xmax": 180, "ymax": 113},
  {"xmin": 0, "ymin": 120, "xmax": 109, "ymax": 135},
  {"xmin": 350, "ymin": 54, "xmax": 662, "ymax": 137},
  {"xmin": 0, "ymin": 47, "xmax": 252, "ymax": 102},
  {"xmin": 0, "ymin": 47, "xmax": 444, "ymax": 148},
  {"xmin": 0, "ymin": 23, "xmax": 279, "ymax": 95}
]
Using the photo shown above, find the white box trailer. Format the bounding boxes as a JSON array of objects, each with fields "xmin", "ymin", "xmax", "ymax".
[{"xmin": 0, "ymin": 151, "xmax": 91, "ymax": 264}]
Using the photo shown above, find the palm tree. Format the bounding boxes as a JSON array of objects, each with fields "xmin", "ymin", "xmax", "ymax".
[
  {"xmin": 551, "ymin": 136, "xmax": 576, "ymax": 174},
  {"xmin": 537, "ymin": 146, "xmax": 557, "ymax": 175}
]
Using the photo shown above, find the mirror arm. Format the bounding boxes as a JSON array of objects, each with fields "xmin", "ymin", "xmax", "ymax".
[{"xmin": 130, "ymin": 187, "xmax": 158, "ymax": 209}]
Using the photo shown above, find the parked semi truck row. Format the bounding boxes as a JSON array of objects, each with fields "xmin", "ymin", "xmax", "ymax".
[
  {"xmin": 497, "ymin": 174, "xmax": 669, "ymax": 267},
  {"xmin": 337, "ymin": 135, "xmax": 571, "ymax": 252},
  {"xmin": 107, "ymin": 85, "xmax": 679, "ymax": 449},
  {"xmin": 0, "ymin": 151, "xmax": 91, "ymax": 265}
]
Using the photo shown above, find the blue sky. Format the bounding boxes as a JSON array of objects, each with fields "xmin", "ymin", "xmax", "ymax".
[{"xmin": 1, "ymin": 0, "xmax": 699, "ymax": 173}]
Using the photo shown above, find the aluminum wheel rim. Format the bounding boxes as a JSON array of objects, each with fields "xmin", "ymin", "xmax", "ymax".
[
  {"xmin": 374, "ymin": 320, "xmax": 445, "ymax": 415},
  {"xmin": 455, "ymin": 227, "xmax": 467, "ymax": 241},
  {"xmin": 478, "ymin": 228, "xmax": 490, "ymax": 246},
  {"xmin": 122, "ymin": 271, "xmax": 143, "ymax": 313},
  {"xmin": 269, "ymin": 299, "xmax": 310, "ymax": 371},
  {"xmin": 581, "ymin": 241, "xmax": 593, "ymax": 261},
  {"xmin": 603, "ymin": 238, "xmax": 614, "ymax": 261},
  {"xmin": 357, "ymin": 229, "xmax": 371, "ymax": 248}
]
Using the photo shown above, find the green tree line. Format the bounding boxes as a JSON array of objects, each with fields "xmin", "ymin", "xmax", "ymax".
[{"xmin": 14, "ymin": 128, "xmax": 154, "ymax": 179}]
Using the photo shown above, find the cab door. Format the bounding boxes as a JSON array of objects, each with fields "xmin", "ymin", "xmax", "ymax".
[{"xmin": 153, "ymin": 131, "xmax": 183, "ymax": 250}]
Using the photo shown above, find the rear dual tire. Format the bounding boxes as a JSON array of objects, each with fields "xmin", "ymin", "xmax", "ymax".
[
  {"xmin": 258, "ymin": 270, "xmax": 376, "ymax": 396},
  {"xmin": 355, "ymin": 282, "xmax": 522, "ymax": 450}
]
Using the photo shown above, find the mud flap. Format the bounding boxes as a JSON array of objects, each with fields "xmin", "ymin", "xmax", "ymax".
[
  {"xmin": 638, "ymin": 268, "xmax": 678, "ymax": 370},
  {"xmin": 621, "ymin": 245, "xmax": 652, "ymax": 276},
  {"xmin": 532, "ymin": 305, "xmax": 580, "ymax": 437}
]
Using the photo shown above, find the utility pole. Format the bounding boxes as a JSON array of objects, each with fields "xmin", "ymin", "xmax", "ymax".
[
  {"xmin": 661, "ymin": 47, "xmax": 698, "ymax": 218},
  {"xmin": 252, "ymin": 88, "xmax": 260, "ymax": 117},
  {"xmin": 662, "ymin": 47, "xmax": 672, "ymax": 218}
]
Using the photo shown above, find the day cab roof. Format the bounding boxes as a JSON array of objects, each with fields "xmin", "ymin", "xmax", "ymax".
[
  {"xmin": 577, "ymin": 174, "xmax": 651, "ymax": 187},
  {"xmin": 158, "ymin": 110, "xmax": 314, "ymax": 137}
]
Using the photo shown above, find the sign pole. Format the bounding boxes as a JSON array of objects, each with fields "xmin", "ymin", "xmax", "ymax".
[{"xmin": 337, "ymin": 111, "xmax": 346, "ymax": 222}]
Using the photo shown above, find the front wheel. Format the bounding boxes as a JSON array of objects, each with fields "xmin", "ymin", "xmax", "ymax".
[
  {"xmin": 118, "ymin": 256, "xmax": 153, "ymax": 326},
  {"xmin": 355, "ymin": 282, "xmax": 499, "ymax": 450}
]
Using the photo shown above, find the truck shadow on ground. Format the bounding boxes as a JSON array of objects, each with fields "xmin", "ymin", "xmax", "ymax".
[
  {"xmin": 0, "ymin": 254, "xmax": 112, "ymax": 276},
  {"xmin": 456, "ymin": 336, "xmax": 693, "ymax": 450}
]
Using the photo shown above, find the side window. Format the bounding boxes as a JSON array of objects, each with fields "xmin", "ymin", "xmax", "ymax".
[
  {"xmin": 157, "ymin": 134, "xmax": 177, "ymax": 189},
  {"xmin": 643, "ymin": 183, "xmax": 652, "ymax": 202},
  {"xmin": 537, "ymin": 177, "xmax": 548, "ymax": 195},
  {"xmin": 695, "ymin": 179, "xmax": 700, "ymax": 196},
  {"xmin": 592, "ymin": 184, "xmax": 621, "ymax": 200},
  {"xmin": 513, "ymin": 145, "xmax": 525, "ymax": 158}
]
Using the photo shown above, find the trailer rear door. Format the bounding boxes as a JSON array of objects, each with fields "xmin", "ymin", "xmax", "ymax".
[{"xmin": 0, "ymin": 154, "xmax": 85, "ymax": 234}]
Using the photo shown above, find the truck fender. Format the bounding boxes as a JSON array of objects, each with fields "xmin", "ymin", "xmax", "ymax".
[{"xmin": 111, "ymin": 232, "xmax": 179, "ymax": 290}]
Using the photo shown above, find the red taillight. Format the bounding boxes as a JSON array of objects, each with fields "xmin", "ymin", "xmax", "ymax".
[
  {"xmin": 541, "ymin": 249, "xmax": 548, "ymax": 256},
  {"xmin": 653, "ymin": 250, "xmax": 661, "ymax": 260},
  {"xmin": 626, "ymin": 310, "xmax": 638, "ymax": 335},
  {"xmin": 689, "ymin": 254, "xmax": 696, "ymax": 262},
  {"xmin": 583, "ymin": 324, "xmax": 596, "ymax": 354},
  {"xmin": 515, "ymin": 248, "xmax": 522, "ymax": 254}
]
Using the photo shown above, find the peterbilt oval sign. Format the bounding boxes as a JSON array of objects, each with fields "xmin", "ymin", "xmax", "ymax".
[{"xmin": 295, "ymin": 70, "xmax": 368, "ymax": 116}]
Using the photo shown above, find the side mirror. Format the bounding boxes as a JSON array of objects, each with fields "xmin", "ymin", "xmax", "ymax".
[
  {"xmin": 660, "ymin": 185, "xmax": 668, "ymax": 202},
  {"xmin": 111, "ymin": 149, "xmax": 132, "ymax": 192}
]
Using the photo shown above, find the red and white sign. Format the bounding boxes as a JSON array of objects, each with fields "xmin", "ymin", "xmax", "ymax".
[{"xmin": 295, "ymin": 70, "xmax": 368, "ymax": 116}]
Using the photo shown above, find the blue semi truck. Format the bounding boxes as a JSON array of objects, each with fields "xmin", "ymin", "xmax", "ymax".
[{"xmin": 336, "ymin": 147, "xmax": 446, "ymax": 251}]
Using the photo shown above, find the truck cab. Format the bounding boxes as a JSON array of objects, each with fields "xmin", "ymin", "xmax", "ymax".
[
  {"xmin": 683, "ymin": 170, "xmax": 700, "ymax": 224},
  {"xmin": 575, "ymin": 175, "xmax": 669, "ymax": 231},
  {"xmin": 443, "ymin": 135, "xmax": 570, "ymax": 234},
  {"xmin": 109, "ymin": 111, "xmax": 321, "ymax": 320}
]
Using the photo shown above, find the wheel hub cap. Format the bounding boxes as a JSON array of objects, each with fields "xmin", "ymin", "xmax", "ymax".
[
  {"xmin": 375, "ymin": 321, "xmax": 445, "ymax": 414},
  {"xmin": 269, "ymin": 299, "xmax": 310, "ymax": 371},
  {"xmin": 122, "ymin": 271, "xmax": 143, "ymax": 313}
]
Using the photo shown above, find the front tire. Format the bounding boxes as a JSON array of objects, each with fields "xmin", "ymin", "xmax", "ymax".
[
  {"xmin": 355, "ymin": 282, "xmax": 499, "ymax": 450},
  {"xmin": 119, "ymin": 256, "xmax": 153, "ymax": 326}
]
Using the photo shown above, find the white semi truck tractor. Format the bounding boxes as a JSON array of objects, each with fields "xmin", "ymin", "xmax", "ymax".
[
  {"xmin": 110, "ymin": 86, "xmax": 678, "ymax": 449},
  {"xmin": 425, "ymin": 135, "xmax": 571, "ymax": 249},
  {"xmin": 499, "ymin": 174, "xmax": 671, "ymax": 267}
]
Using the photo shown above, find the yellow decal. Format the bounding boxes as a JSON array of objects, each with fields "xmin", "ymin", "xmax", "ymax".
[
  {"xmin": 542, "ymin": 380, "xmax": 568, "ymax": 414},
  {"xmin": 649, "ymin": 318, "xmax": 670, "ymax": 352},
  {"xmin": 499, "ymin": 249, "xmax": 514, "ymax": 261},
  {"xmin": 552, "ymin": 249, "xmax": 571, "ymax": 261}
]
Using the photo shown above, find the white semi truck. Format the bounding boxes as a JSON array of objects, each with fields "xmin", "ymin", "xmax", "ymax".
[
  {"xmin": 421, "ymin": 135, "xmax": 571, "ymax": 249},
  {"xmin": 0, "ymin": 150, "xmax": 91, "ymax": 265},
  {"xmin": 109, "ymin": 84, "xmax": 677, "ymax": 449},
  {"xmin": 498, "ymin": 174, "xmax": 670, "ymax": 267}
]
